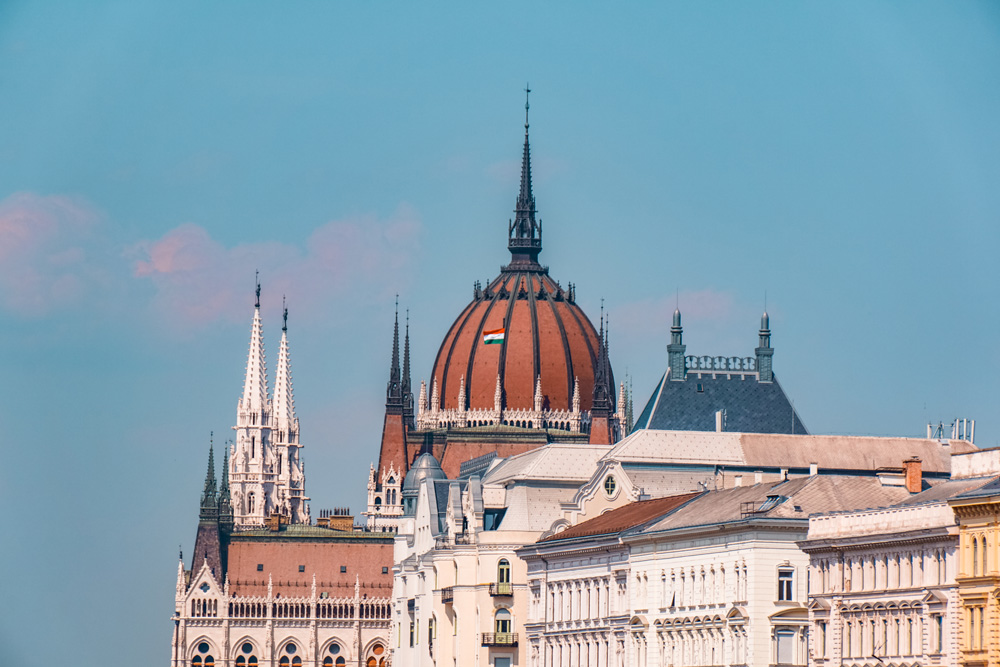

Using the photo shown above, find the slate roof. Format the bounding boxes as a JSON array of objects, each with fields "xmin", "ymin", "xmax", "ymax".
[
  {"xmin": 950, "ymin": 476, "xmax": 1000, "ymax": 500},
  {"xmin": 633, "ymin": 371, "xmax": 808, "ymax": 435},
  {"xmin": 893, "ymin": 476, "xmax": 995, "ymax": 505},
  {"xmin": 538, "ymin": 492, "xmax": 702, "ymax": 543}
]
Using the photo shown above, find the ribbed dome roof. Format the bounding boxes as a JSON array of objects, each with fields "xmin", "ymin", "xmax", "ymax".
[
  {"xmin": 431, "ymin": 272, "xmax": 602, "ymax": 413},
  {"xmin": 402, "ymin": 453, "xmax": 448, "ymax": 491},
  {"xmin": 427, "ymin": 97, "xmax": 609, "ymax": 416}
]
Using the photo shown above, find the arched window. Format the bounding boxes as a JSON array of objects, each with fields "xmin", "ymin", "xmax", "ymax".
[
  {"xmin": 495, "ymin": 608, "xmax": 512, "ymax": 635},
  {"xmin": 973, "ymin": 537, "xmax": 979, "ymax": 576},
  {"xmin": 498, "ymin": 559, "xmax": 511, "ymax": 584},
  {"xmin": 191, "ymin": 641, "xmax": 215, "ymax": 667},
  {"xmin": 235, "ymin": 642, "xmax": 258, "ymax": 667},
  {"xmin": 982, "ymin": 536, "xmax": 988, "ymax": 575},
  {"xmin": 322, "ymin": 643, "xmax": 345, "ymax": 667}
]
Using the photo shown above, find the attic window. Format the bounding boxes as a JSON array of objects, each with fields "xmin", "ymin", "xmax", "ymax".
[
  {"xmin": 604, "ymin": 475, "xmax": 617, "ymax": 496},
  {"xmin": 758, "ymin": 495, "xmax": 787, "ymax": 512},
  {"xmin": 340, "ymin": 566, "xmax": 347, "ymax": 573},
  {"xmin": 299, "ymin": 565, "xmax": 305, "ymax": 573},
  {"xmin": 696, "ymin": 383, "xmax": 704, "ymax": 393},
  {"xmin": 257, "ymin": 564, "xmax": 264, "ymax": 571}
]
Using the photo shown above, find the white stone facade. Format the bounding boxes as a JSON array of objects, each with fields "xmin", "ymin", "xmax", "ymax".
[
  {"xmin": 171, "ymin": 561, "xmax": 391, "ymax": 667},
  {"xmin": 230, "ymin": 302, "xmax": 309, "ymax": 528},
  {"xmin": 800, "ymin": 502, "xmax": 960, "ymax": 667},
  {"xmin": 365, "ymin": 463, "xmax": 404, "ymax": 532}
]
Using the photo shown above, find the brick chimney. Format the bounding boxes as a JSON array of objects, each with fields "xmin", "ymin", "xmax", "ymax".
[{"xmin": 903, "ymin": 457, "xmax": 922, "ymax": 493}]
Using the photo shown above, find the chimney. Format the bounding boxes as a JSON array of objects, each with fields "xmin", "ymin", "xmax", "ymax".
[
  {"xmin": 715, "ymin": 410, "xmax": 724, "ymax": 432},
  {"xmin": 734, "ymin": 475, "xmax": 743, "ymax": 487},
  {"xmin": 754, "ymin": 471, "xmax": 763, "ymax": 485},
  {"xmin": 809, "ymin": 462, "xmax": 819, "ymax": 476},
  {"xmin": 903, "ymin": 457, "xmax": 922, "ymax": 493}
]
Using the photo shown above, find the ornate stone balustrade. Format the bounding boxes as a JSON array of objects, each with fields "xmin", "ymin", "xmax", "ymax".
[
  {"xmin": 182, "ymin": 594, "xmax": 391, "ymax": 621},
  {"xmin": 684, "ymin": 356, "xmax": 757, "ymax": 372},
  {"xmin": 416, "ymin": 405, "xmax": 585, "ymax": 433}
]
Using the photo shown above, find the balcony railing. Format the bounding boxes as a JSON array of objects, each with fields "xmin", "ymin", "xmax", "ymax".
[
  {"xmin": 481, "ymin": 632, "xmax": 518, "ymax": 647},
  {"xmin": 489, "ymin": 582, "xmax": 513, "ymax": 596},
  {"xmin": 440, "ymin": 587, "xmax": 454, "ymax": 604}
]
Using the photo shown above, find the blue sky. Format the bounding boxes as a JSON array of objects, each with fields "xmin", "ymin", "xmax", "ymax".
[{"xmin": 1, "ymin": 2, "xmax": 998, "ymax": 664}]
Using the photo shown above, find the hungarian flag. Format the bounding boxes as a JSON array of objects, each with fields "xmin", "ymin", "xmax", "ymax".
[{"xmin": 483, "ymin": 328, "xmax": 505, "ymax": 345}]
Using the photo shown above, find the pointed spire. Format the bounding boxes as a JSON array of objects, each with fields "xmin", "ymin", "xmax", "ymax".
[
  {"xmin": 219, "ymin": 445, "xmax": 232, "ymax": 525},
  {"xmin": 200, "ymin": 438, "xmax": 218, "ymax": 518},
  {"xmin": 494, "ymin": 373, "xmax": 503, "ymax": 412},
  {"xmin": 533, "ymin": 375, "xmax": 543, "ymax": 412},
  {"xmin": 402, "ymin": 309, "xmax": 414, "ymax": 425},
  {"xmin": 386, "ymin": 297, "xmax": 403, "ymax": 409},
  {"xmin": 418, "ymin": 379, "xmax": 428, "ymax": 415},
  {"xmin": 273, "ymin": 300, "xmax": 296, "ymax": 440},
  {"xmin": 592, "ymin": 311, "xmax": 612, "ymax": 413},
  {"xmin": 431, "ymin": 376, "xmax": 440, "ymax": 413},
  {"xmin": 457, "ymin": 374, "xmax": 466, "ymax": 411},
  {"xmin": 241, "ymin": 278, "xmax": 269, "ymax": 418},
  {"xmin": 507, "ymin": 84, "xmax": 542, "ymax": 268},
  {"xmin": 572, "ymin": 376, "xmax": 581, "ymax": 413}
]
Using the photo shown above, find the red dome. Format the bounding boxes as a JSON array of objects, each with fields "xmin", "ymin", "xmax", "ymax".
[
  {"xmin": 427, "ymin": 105, "xmax": 611, "ymax": 417},
  {"xmin": 429, "ymin": 270, "xmax": 604, "ymax": 413}
]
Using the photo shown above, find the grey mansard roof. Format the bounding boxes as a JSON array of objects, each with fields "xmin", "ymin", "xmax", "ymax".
[{"xmin": 632, "ymin": 370, "xmax": 808, "ymax": 435}]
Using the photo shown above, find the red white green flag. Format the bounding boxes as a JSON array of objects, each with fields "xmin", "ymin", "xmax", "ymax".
[{"xmin": 483, "ymin": 328, "xmax": 505, "ymax": 345}]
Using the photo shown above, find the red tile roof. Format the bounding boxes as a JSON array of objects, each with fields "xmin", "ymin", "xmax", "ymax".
[{"xmin": 539, "ymin": 492, "xmax": 702, "ymax": 543}]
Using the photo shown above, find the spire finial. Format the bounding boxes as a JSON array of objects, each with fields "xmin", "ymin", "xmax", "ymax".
[
  {"xmin": 255, "ymin": 271, "xmax": 261, "ymax": 308},
  {"xmin": 387, "ymin": 298, "xmax": 402, "ymax": 406},
  {"xmin": 524, "ymin": 82, "xmax": 531, "ymax": 130},
  {"xmin": 282, "ymin": 295, "xmax": 288, "ymax": 332},
  {"xmin": 507, "ymin": 87, "xmax": 542, "ymax": 267}
]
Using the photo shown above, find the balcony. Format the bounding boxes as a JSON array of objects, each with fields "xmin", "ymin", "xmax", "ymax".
[
  {"xmin": 489, "ymin": 582, "xmax": 513, "ymax": 597},
  {"xmin": 440, "ymin": 587, "xmax": 454, "ymax": 604},
  {"xmin": 481, "ymin": 632, "xmax": 518, "ymax": 647}
]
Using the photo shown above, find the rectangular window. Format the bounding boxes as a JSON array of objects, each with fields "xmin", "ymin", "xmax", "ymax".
[
  {"xmin": 341, "ymin": 565, "xmax": 347, "ymax": 573},
  {"xmin": 383, "ymin": 566, "xmax": 389, "ymax": 574},
  {"xmin": 257, "ymin": 563, "xmax": 264, "ymax": 571},
  {"xmin": 409, "ymin": 621, "xmax": 415, "ymax": 647},
  {"xmin": 935, "ymin": 615, "xmax": 943, "ymax": 653},
  {"xmin": 298, "ymin": 565, "xmax": 305, "ymax": 573},
  {"xmin": 778, "ymin": 569, "xmax": 794, "ymax": 601}
]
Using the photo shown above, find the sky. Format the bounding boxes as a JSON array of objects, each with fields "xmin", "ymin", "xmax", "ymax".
[{"xmin": 0, "ymin": 1, "xmax": 998, "ymax": 664}]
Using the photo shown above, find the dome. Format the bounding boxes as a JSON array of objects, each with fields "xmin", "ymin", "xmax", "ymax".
[
  {"xmin": 402, "ymin": 453, "xmax": 448, "ymax": 491},
  {"xmin": 426, "ymin": 105, "xmax": 608, "ymax": 416},
  {"xmin": 430, "ymin": 271, "xmax": 603, "ymax": 413}
]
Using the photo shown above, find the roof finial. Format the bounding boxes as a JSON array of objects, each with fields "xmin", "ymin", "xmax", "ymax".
[
  {"xmin": 255, "ymin": 271, "xmax": 261, "ymax": 308},
  {"xmin": 524, "ymin": 82, "xmax": 531, "ymax": 131},
  {"xmin": 282, "ymin": 295, "xmax": 288, "ymax": 332}
]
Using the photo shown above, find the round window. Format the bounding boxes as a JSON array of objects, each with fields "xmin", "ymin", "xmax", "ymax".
[
  {"xmin": 328, "ymin": 644, "xmax": 340, "ymax": 655},
  {"xmin": 242, "ymin": 642, "xmax": 254, "ymax": 654},
  {"xmin": 286, "ymin": 643, "xmax": 296, "ymax": 654},
  {"xmin": 198, "ymin": 642, "xmax": 210, "ymax": 654},
  {"xmin": 604, "ymin": 475, "xmax": 616, "ymax": 496}
]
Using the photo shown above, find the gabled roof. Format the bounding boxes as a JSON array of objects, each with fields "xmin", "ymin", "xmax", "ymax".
[
  {"xmin": 633, "ymin": 371, "xmax": 807, "ymax": 435},
  {"xmin": 538, "ymin": 492, "xmax": 701, "ymax": 543}
]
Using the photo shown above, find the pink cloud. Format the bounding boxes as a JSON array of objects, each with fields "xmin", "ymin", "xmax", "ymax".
[
  {"xmin": 0, "ymin": 192, "xmax": 105, "ymax": 316},
  {"xmin": 131, "ymin": 205, "xmax": 422, "ymax": 331}
]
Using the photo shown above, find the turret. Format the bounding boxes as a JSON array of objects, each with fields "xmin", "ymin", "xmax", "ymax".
[
  {"xmin": 667, "ymin": 308, "xmax": 686, "ymax": 381},
  {"xmin": 755, "ymin": 311, "xmax": 774, "ymax": 383}
]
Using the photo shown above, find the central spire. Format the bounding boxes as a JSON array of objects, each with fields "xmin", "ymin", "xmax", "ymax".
[{"xmin": 507, "ymin": 84, "xmax": 543, "ymax": 269}]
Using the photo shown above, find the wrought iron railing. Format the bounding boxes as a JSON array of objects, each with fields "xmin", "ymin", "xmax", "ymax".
[
  {"xmin": 440, "ymin": 587, "xmax": 454, "ymax": 604},
  {"xmin": 489, "ymin": 582, "xmax": 513, "ymax": 596},
  {"xmin": 481, "ymin": 632, "xmax": 518, "ymax": 647}
]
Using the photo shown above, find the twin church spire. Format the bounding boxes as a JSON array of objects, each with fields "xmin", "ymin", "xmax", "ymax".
[{"xmin": 228, "ymin": 279, "xmax": 309, "ymax": 527}]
